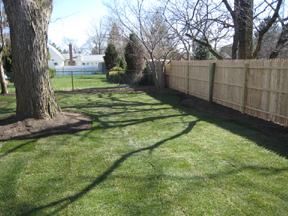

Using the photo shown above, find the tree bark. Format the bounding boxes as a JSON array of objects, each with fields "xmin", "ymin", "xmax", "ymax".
[
  {"xmin": 223, "ymin": 0, "xmax": 239, "ymax": 59},
  {"xmin": 238, "ymin": 0, "xmax": 249, "ymax": 59},
  {"xmin": 3, "ymin": 0, "xmax": 61, "ymax": 119},
  {"xmin": 269, "ymin": 24, "xmax": 288, "ymax": 58},
  {"xmin": 245, "ymin": 0, "xmax": 253, "ymax": 59},
  {"xmin": 0, "ymin": 53, "xmax": 8, "ymax": 94}
]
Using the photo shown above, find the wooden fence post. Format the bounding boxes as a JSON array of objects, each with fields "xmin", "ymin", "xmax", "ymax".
[
  {"xmin": 241, "ymin": 63, "xmax": 249, "ymax": 114},
  {"xmin": 170, "ymin": 62, "xmax": 173, "ymax": 88},
  {"xmin": 185, "ymin": 63, "xmax": 189, "ymax": 94},
  {"xmin": 208, "ymin": 63, "xmax": 216, "ymax": 102}
]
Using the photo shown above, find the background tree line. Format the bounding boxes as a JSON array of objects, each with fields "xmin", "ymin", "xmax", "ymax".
[{"xmin": 85, "ymin": 0, "xmax": 288, "ymax": 87}]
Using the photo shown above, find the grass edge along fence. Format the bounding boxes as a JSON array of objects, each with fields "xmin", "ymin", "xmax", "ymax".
[{"xmin": 165, "ymin": 59, "xmax": 288, "ymax": 126}]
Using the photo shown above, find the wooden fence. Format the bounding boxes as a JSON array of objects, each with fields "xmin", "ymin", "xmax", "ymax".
[{"xmin": 165, "ymin": 59, "xmax": 288, "ymax": 126}]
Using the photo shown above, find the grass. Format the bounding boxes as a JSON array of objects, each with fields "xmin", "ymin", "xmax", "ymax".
[
  {"xmin": 2, "ymin": 74, "xmax": 119, "ymax": 93},
  {"xmin": 0, "ymin": 76, "xmax": 288, "ymax": 215},
  {"xmin": 51, "ymin": 74, "xmax": 120, "ymax": 91}
]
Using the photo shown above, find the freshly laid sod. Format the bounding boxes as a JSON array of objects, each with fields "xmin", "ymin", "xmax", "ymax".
[
  {"xmin": 0, "ymin": 90, "xmax": 287, "ymax": 215},
  {"xmin": 51, "ymin": 74, "xmax": 120, "ymax": 91},
  {"xmin": 2, "ymin": 74, "xmax": 118, "ymax": 93}
]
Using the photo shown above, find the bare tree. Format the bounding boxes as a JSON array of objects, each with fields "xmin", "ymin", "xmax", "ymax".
[
  {"xmin": 86, "ymin": 18, "xmax": 108, "ymax": 54},
  {"xmin": 62, "ymin": 37, "xmax": 82, "ymax": 53},
  {"xmin": 163, "ymin": 0, "xmax": 283, "ymax": 59},
  {"xmin": 163, "ymin": 0, "xmax": 232, "ymax": 60},
  {"xmin": 267, "ymin": 1, "xmax": 288, "ymax": 58},
  {"xmin": 220, "ymin": 0, "xmax": 282, "ymax": 59},
  {"xmin": 255, "ymin": 17, "xmax": 282, "ymax": 58},
  {"xmin": 106, "ymin": 0, "xmax": 179, "ymax": 88},
  {"xmin": 3, "ymin": 0, "xmax": 61, "ymax": 119}
]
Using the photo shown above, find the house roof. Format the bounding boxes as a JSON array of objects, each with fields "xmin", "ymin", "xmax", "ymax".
[
  {"xmin": 62, "ymin": 53, "xmax": 82, "ymax": 60},
  {"xmin": 82, "ymin": 55, "xmax": 104, "ymax": 62},
  {"xmin": 62, "ymin": 54, "xmax": 105, "ymax": 62},
  {"xmin": 47, "ymin": 44, "xmax": 65, "ymax": 61},
  {"xmin": 219, "ymin": 43, "xmax": 233, "ymax": 59}
]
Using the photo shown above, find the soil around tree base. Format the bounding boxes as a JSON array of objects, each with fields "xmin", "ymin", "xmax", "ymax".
[{"xmin": 0, "ymin": 112, "xmax": 93, "ymax": 140}]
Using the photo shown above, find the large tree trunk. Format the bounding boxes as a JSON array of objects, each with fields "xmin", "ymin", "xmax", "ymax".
[
  {"xmin": 245, "ymin": 0, "xmax": 253, "ymax": 59},
  {"xmin": 3, "ymin": 0, "xmax": 61, "ymax": 119},
  {"xmin": 0, "ymin": 52, "xmax": 8, "ymax": 94},
  {"xmin": 232, "ymin": 0, "xmax": 240, "ymax": 59},
  {"xmin": 238, "ymin": 0, "xmax": 248, "ymax": 59}
]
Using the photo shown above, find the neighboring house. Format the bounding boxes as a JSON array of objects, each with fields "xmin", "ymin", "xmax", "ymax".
[
  {"xmin": 47, "ymin": 44, "xmax": 65, "ymax": 69},
  {"xmin": 47, "ymin": 44, "xmax": 106, "ymax": 74},
  {"xmin": 219, "ymin": 44, "xmax": 233, "ymax": 59},
  {"xmin": 61, "ymin": 53, "xmax": 105, "ymax": 67}
]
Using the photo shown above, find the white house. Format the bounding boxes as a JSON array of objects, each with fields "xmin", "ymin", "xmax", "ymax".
[
  {"xmin": 61, "ymin": 53, "xmax": 105, "ymax": 67},
  {"xmin": 47, "ymin": 44, "xmax": 106, "ymax": 73},
  {"xmin": 47, "ymin": 44, "xmax": 65, "ymax": 69}
]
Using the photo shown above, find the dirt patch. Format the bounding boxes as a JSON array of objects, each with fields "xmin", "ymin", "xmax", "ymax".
[{"xmin": 0, "ymin": 112, "xmax": 93, "ymax": 140}]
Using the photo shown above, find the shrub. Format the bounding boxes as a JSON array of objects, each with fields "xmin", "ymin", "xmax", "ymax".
[
  {"xmin": 110, "ymin": 67, "xmax": 124, "ymax": 72},
  {"xmin": 108, "ymin": 70, "xmax": 125, "ymax": 83},
  {"xmin": 107, "ymin": 67, "xmax": 124, "ymax": 81},
  {"xmin": 49, "ymin": 68, "xmax": 56, "ymax": 78}
]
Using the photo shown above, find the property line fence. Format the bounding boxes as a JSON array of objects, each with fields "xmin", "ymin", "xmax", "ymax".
[
  {"xmin": 165, "ymin": 59, "xmax": 288, "ymax": 126},
  {"xmin": 55, "ymin": 70, "xmax": 107, "ymax": 77},
  {"xmin": 53, "ymin": 70, "xmax": 108, "ymax": 91}
]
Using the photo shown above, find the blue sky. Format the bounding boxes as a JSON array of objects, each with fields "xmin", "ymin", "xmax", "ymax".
[{"xmin": 48, "ymin": 0, "xmax": 107, "ymax": 49}]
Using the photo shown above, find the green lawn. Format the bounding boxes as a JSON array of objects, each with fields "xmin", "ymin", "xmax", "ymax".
[
  {"xmin": 51, "ymin": 74, "xmax": 120, "ymax": 91},
  {"xmin": 2, "ymin": 74, "xmax": 119, "ymax": 93},
  {"xmin": 0, "ymin": 77, "xmax": 288, "ymax": 215}
]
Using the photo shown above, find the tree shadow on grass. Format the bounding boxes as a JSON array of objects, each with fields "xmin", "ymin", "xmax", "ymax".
[
  {"xmin": 3, "ymin": 91, "xmax": 288, "ymax": 215},
  {"xmin": 147, "ymin": 92, "xmax": 288, "ymax": 159},
  {"xmin": 21, "ymin": 120, "xmax": 199, "ymax": 215},
  {"xmin": 0, "ymin": 140, "xmax": 36, "ymax": 158}
]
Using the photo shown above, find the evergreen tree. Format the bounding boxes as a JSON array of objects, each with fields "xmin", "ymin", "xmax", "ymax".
[
  {"xmin": 103, "ymin": 43, "xmax": 119, "ymax": 71},
  {"xmin": 119, "ymin": 57, "xmax": 126, "ymax": 70},
  {"xmin": 194, "ymin": 41, "xmax": 210, "ymax": 60},
  {"xmin": 124, "ymin": 34, "xmax": 144, "ymax": 75}
]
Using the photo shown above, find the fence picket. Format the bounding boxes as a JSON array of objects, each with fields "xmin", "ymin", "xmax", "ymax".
[{"xmin": 165, "ymin": 59, "xmax": 288, "ymax": 126}]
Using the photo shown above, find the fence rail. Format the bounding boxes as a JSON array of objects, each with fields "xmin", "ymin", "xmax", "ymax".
[
  {"xmin": 55, "ymin": 70, "xmax": 106, "ymax": 76},
  {"xmin": 165, "ymin": 59, "xmax": 288, "ymax": 126}
]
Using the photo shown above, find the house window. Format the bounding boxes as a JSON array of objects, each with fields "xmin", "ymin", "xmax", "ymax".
[
  {"xmin": 91, "ymin": 62, "xmax": 93, "ymax": 65},
  {"xmin": 52, "ymin": 59, "xmax": 54, "ymax": 61},
  {"xmin": 86, "ymin": 63, "xmax": 89, "ymax": 65},
  {"xmin": 54, "ymin": 62, "xmax": 58, "ymax": 65},
  {"xmin": 94, "ymin": 62, "xmax": 97, "ymax": 65},
  {"xmin": 82, "ymin": 63, "xmax": 85, "ymax": 65}
]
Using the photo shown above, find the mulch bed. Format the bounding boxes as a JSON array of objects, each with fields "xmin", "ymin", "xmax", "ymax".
[{"xmin": 0, "ymin": 87, "xmax": 287, "ymax": 144}]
